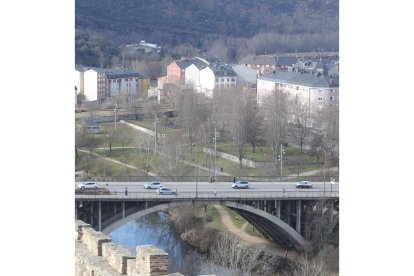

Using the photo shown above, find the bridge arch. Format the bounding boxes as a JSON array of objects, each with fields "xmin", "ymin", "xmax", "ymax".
[{"xmin": 101, "ymin": 200, "xmax": 312, "ymax": 252}]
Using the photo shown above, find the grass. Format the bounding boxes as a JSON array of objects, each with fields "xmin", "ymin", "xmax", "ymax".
[
  {"xmin": 78, "ymin": 121, "xmax": 333, "ymax": 180},
  {"xmin": 75, "ymin": 150, "xmax": 144, "ymax": 176},
  {"xmin": 226, "ymin": 207, "xmax": 247, "ymax": 229},
  {"xmin": 126, "ymin": 119, "xmax": 184, "ymax": 135},
  {"xmin": 205, "ymin": 205, "xmax": 228, "ymax": 234}
]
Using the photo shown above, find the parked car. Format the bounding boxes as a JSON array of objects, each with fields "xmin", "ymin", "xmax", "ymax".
[
  {"xmin": 144, "ymin": 182, "xmax": 164, "ymax": 189},
  {"xmin": 156, "ymin": 187, "xmax": 177, "ymax": 195},
  {"xmin": 296, "ymin": 181, "xmax": 313, "ymax": 189},
  {"xmin": 231, "ymin": 180, "xmax": 250, "ymax": 189},
  {"xmin": 77, "ymin": 182, "xmax": 98, "ymax": 190}
]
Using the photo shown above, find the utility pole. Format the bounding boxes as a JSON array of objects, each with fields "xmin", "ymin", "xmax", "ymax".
[
  {"xmin": 192, "ymin": 144, "xmax": 198, "ymax": 198},
  {"xmin": 320, "ymin": 147, "xmax": 327, "ymax": 197},
  {"xmin": 114, "ymin": 101, "xmax": 118, "ymax": 131},
  {"xmin": 277, "ymin": 144, "xmax": 285, "ymax": 182},
  {"xmin": 214, "ymin": 127, "xmax": 217, "ymax": 177},
  {"xmin": 154, "ymin": 114, "xmax": 158, "ymax": 156}
]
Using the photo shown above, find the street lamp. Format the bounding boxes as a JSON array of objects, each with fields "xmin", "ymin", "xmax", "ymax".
[
  {"xmin": 319, "ymin": 146, "xmax": 327, "ymax": 197},
  {"xmin": 114, "ymin": 101, "xmax": 118, "ymax": 131},
  {"xmin": 192, "ymin": 144, "xmax": 198, "ymax": 199},
  {"xmin": 104, "ymin": 134, "xmax": 109, "ymax": 182},
  {"xmin": 277, "ymin": 144, "xmax": 285, "ymax": 182}
]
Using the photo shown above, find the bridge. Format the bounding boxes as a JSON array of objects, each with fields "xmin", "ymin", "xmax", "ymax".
[{"xmin": 75, "ymin": 181, "xmax": 339, "ymax": 252}]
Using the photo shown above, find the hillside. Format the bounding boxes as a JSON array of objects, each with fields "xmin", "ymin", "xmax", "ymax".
[{"xmin": 76, "ymin": 0, "xmax": 338, "ymax": 45}]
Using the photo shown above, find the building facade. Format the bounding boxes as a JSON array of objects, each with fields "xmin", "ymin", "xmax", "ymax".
[
  {"xmin": 82, "ymin": 67, "xmax": 148, "ymax": 103},
  {"xmin": 257, "ymin": 71, "xmax": 339, "ymax": 112}
]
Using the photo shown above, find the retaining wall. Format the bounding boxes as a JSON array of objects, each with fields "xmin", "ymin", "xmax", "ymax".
[{"xmin": 75, "ymin": 220, "xmax": 184, "ymax": 276}]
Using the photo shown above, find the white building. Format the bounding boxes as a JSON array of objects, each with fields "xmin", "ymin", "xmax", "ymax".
[
  {"xmin": 83, "ymin": 68, "xmax": 106, "ymax": 102},
  {"xmin": 82, "ymin": 68, "xmax": 143, "ymax": 103},
  {"xmin": 257, "ymin": 71, "xmax": 339, "ymax": 112}
]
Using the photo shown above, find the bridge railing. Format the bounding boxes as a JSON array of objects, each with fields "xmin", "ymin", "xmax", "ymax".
[
  {"xmin": 76, "ymin": 175, "xmax": 339, "ymax": 183},
  {"xmin": 75, "ymin": 190, "xmax": 339, "ymax": 200}
]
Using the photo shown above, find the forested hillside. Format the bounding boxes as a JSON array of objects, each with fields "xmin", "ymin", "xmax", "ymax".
[{"xmin": 75, "ymin": 0, "xmax": 338, "ymax": 67}]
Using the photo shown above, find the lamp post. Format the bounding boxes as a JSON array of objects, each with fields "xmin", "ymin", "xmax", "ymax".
[
  {"xmin": 277, "ymin": 144, "xmax": 285, "ymax": 182},
  {"xmin": 114, "ymin": 101, "xmax": 118, "ymax": 131},
  {"xmin": 192, "ymin": 144, "xmax": 198, "ymax": 199},
  {"xmin": 319, "ymin": 146, "xmax": 327, "ymax": 197},
  {"xmin": 104, "ymin": 134, "xmax": 108, "ymax": 181}
]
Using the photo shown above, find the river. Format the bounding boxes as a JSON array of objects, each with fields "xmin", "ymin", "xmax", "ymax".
[{"xmin": 108, "ymin": 211, "xmax": 219, "ymax": 275}]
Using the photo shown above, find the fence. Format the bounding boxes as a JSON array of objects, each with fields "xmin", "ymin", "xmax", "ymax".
[
  {"xmin": 76, "ymin": 174, "xmax": 339, "ymax": 183},
  {"xmin": 75, "ymin": 190, "xmax": 340, "ymax": 200}
]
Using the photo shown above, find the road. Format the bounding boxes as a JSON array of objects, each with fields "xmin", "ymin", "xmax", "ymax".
[{"xmin": 75, "ymin": 181, "xmax": 339, "ymax": 196}]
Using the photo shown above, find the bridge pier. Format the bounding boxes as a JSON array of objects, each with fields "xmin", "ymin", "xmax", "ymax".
[
  {"xmin": 285, "ymin": 201, "xmax": 291, "ymax": 226},
  {"xmin": 98, "ymin": 201, "xmax": 102, "ymax": 231},
  {"xmin": 90, "ymin": 203, "xmax": 94, "ymax": 226},
  {"xmin": 275, "ymin": 200, "xmax": 281, "ymax": 218},
  {"xmin": 296, "ymin": 200, "xmax": 301, "ymax": 234},
  {"xmin": 75, "ymin": 201, "xmax": 78, "ymax": 220},
  {"xmin": 122, "ymin": 201, "xmax": 125, "ymax": 218}
]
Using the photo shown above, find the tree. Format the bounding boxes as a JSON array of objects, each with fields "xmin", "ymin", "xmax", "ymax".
[
  {"xmin": 227, "ymin": 89, "xmax": 248, "ymax": 168},
  {"xmin": 175, "ymin": 88, "xmax": 207, "ymax": 154},
  {"xmin": 291, "ymin": 254, "xmax": 330, "ymax": 276},
  {"xmin": 104, "ymin": 124, "xmax": 117, "ymax": 152},
  {"xmin": 288, "ymin": 97, "xmax": 312, "ymax": 152},
  {"xmin": 315, "ymin": 105, "xmax": 339, "ymax": 166},
  {"xmin": 303, "ymin": 199, "xmax": 337, "ymax": 252},
  {"xmin": 261, "ymin": 91, "xmax": 289, "ymax": 171},
  {"xmin": 207, "ymin": 234, "xmax": 273, "ymax": 276},
  {"xmin": 244, "ymin": 97, "xmax": 264, "ymax": 153}
]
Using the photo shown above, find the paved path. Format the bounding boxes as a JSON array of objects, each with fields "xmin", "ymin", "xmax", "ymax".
[
  {"xmin": 78, "ymin": 149, "xmax": 158, "ymax": 177},
  {"xmin": 213, "ymin": 205, "xmax": 299, "ymax": 260},
  {"xmin": 121, "ymin": 121, "xmax": 337, "ymax": 178}
]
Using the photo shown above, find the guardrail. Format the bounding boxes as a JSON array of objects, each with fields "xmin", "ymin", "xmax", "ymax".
[
  {"xmin": 76, "ymin": 175, "xmax": 340, "ymax": 183},
  {"xmin": 75, "ymin": 190, "xmax": 339, "ymax": 200}
]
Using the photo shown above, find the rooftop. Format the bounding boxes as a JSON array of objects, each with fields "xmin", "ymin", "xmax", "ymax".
[{"xmin": 259, "ymin": 71, "xmax": 338, "ymax": 88}]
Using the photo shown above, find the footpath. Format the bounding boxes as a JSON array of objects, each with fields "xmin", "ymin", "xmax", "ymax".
[{"xmin": 213, "ymin": 205, "xmax": 299, "ymax": 261}]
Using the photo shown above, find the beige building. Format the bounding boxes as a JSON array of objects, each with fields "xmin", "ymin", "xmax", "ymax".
[{"xmin": 257, "ymin": 71, "xmax": 339, "ymax": 112}]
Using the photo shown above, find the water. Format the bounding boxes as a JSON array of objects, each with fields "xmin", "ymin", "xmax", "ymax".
[{"xmin": 108, "ymin": 211, "xmax": 214, "ymax": 275}]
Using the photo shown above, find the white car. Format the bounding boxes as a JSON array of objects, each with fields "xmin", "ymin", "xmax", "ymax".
[
  {"xmin": 144, "ymin": 182, "xmax": 164, "ymax": 189},
  {"xmin": 232, "ymin": 181, "xmax": 250, "ymax": 189},
  {"xmin": 296, "ymin": 181, "xmax": 313, "ymax": 189},
  {"xmin": 156, "ymin": 187, "xmax": 177, "ymax": 195},
  {"xmin": 77, "ymin": 182, "xmax": 98, "ymax": 190}
]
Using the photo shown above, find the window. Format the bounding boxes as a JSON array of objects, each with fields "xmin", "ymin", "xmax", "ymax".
[
  {"xmin": 215, "ymin": 78, "xmax": 219, "ymax": 82},
  {"xmin": 231, "ymin": 78, "xmax": 235, "ymax": 82},
  {"xmin": 318, "ymin": 97, "xmax": 323, "ymax": 101},
  {"xmin": 227, "ymin": 78, "xmax": 229, "ymax": 82}
]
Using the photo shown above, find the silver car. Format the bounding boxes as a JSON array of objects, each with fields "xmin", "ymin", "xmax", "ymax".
[
  {"xmin": 77, "ymin": 182, "xmax": 98, "ymax": 190},
  {"xmin": 144, "ymin": 182, "xmax": 164, "ymax": 189},
  {"xmin": 232, "ymin": 181, "xmax": 250, "ymax": 189},
  {"xmin": 156, "ymin": 187, "xmax": 177, "ymax": 195},
  {"xmin": 296, "ymin": 181, "xmax": 313, "ymax": 189}
]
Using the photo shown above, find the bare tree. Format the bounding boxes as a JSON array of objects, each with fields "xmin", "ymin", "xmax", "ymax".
[
  {"xmin": 315, "ymin": 105, "xmax": 339, "ymax": 166},
  {"xmin": 303, "ymin": 199, "xmax": 337, "ymax": 252},
  {"xmin": 291, "ymin": 254, "xmax": 330, "ymax": 276},
  {"xmin": 261, "ymin": 91, "xmax": 289, "ymax": 170},
  {"xmin": 104, "ymin": 124, "xmax": 117, "ymax": 152},
  {"xmin": 207, "ymin": 234, "xmax": 273, "ymax": 276},
  {"xmin": 175, "ymin": 88, "xmax": 207, "ymax": 153},
  {"xmin": 244, "ymin": 97, "xmax": 264, "ymax": 153},
  {"xmin": 155, "ymin": 134, "xmax": 187, "ymax": 179},
  {"xmin": 288, "ymin": 97, "xmax": 312, "ymax": 152}
]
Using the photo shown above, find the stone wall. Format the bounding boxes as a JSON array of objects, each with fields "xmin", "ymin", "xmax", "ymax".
[{"xmin": 75, "ymin": 220, "xmax": 184, "ymax": 276}]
